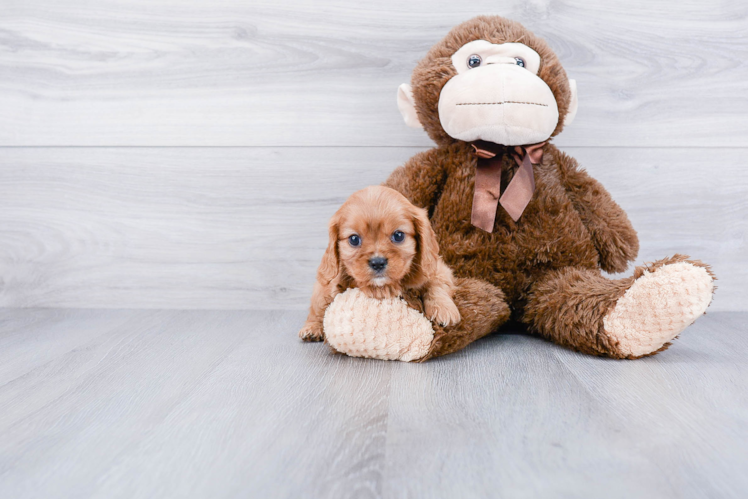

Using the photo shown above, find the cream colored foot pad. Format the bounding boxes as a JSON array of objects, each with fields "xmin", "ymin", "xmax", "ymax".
[
  {"xmin": 323, "ymin": 289, "xmax": 434, "ymax": 362},
  {"xmin": 604, "ymin": 262, "xmax": 714, "ymax": 357}
]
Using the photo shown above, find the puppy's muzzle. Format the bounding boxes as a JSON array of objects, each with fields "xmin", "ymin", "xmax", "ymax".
[{"xmin": 368, "ymin": 256, "xmax": 388, "ymax": 274}]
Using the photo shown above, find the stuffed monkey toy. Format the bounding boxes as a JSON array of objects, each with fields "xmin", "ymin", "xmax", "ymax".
[{"xmin": 312, "ymin": 15, "xmax": 715, "ymax": 361}]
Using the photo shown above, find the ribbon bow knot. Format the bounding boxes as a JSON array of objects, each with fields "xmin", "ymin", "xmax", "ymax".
[{"xmin": 470, "ymin": 140, "xmax": 546, "ymax": 232}]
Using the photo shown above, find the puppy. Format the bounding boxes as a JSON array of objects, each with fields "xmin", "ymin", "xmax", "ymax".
[{"xmin": 299, "ymin": 185, "xmax": 460, "ymax": 342}]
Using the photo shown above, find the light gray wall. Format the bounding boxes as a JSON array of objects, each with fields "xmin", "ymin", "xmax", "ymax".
[{"xmin": 1, "ymin": 0, "xmax": 746, "ymax": 310}]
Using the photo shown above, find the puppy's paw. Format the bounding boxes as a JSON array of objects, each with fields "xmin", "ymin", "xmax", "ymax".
[
  {"xmin": 425, "ymin": 297, "xmax": 461, "ymax": 327},
  {"xmin": 299, "ymin": 322, "xmax": 325, "ymax": 342}
]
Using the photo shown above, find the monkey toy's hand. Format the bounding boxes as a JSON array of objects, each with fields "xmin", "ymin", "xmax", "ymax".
[
  {"xmin": 320, "ymin": 278, "xmax": 508, "ymax": 362},
  {"xmin": 322, "ymin": 288, "xmax": 435, "ymax": 362}
]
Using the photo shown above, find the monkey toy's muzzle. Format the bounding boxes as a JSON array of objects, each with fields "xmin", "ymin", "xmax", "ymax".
[{"xmin": 438, "ymin": 64, "xmax": 559, "ymax": 146}]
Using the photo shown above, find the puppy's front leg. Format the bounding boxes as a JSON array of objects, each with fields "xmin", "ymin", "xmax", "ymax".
[
  {"xmin": 423, "ymin": 261, "xmax": 461, "ymax": 327},
  {"xmin": 424, "ymin": 286, "xmax": 461, "ymax": 327},
  {"xmin": 299, "ymin": 317, "xmax": 325, "ymax": 342},
  {"xmin": 299, "ymin": 281, "xmax": 332, "ymax": 342}
]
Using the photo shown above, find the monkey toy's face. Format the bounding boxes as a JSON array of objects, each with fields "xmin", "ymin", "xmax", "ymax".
[
  {"xmin": 438, "ymin": 40, "xmax": 560, "ymax": 145},
  {"xmin": 397, "ymin": 17, "xmax": 578, "ymax": 147}
]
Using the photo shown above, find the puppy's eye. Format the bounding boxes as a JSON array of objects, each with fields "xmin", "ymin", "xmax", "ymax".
[
  {"xmin": 391, "ymin": 230, "xmax": 405, "ymax": 243},
  {"xmin": 514, "ymin": 57, "xmax": 525, "ymax": 68},
  {"xmin": 348, "ymin": 234, "xmax": 361, "ymax": 247},
  {"xmin": 467, "ymin": 54, "xmax": 482, "ymax": 69}
]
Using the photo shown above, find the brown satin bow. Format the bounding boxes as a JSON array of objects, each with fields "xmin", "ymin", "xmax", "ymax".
[{"xmin": 470, "ymin": 140, "xmax": 546, "ymax": 232}]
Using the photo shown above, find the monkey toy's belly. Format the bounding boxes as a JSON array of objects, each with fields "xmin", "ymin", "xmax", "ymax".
[{"xmin": 431, "ymin": 165, "xmax": 600, "ymax": 304}]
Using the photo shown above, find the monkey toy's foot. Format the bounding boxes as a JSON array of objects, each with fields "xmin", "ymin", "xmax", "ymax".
[
  {"xmin": 322, "ymin": 278, "xmax": 510, "ymax": 362},
  {"xmin": 603, "ymin": 255, "xmax": 715, "ymax": 358}
]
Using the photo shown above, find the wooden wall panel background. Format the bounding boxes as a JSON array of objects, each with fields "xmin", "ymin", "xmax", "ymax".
[
  {"xmin": 1, "ymin": 0, "xmax": 747, "ymax": 147},
  {"xmin": 0, "ymin": 147, "xmax": 744, "ymax": 310},
  {"xmin": 0, "ymin": 1, "xmax": 746, "ymax": 310}
]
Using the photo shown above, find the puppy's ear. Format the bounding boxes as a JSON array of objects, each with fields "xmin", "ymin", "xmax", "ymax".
[
  {"xmin": 317, "ymin": 214, "xmax": 341, "ymax": 285},
  {"xmin": 412, "ymin": 206, "xmax": 440, "ymax": 280}
]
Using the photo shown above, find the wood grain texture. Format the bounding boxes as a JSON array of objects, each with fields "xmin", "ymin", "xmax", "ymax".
[
  {"xmin": 1, "ymin": 0, "xmax": 747, "ymax": 147},
  {"xmin": 0, "ymin": 309, "xmax": 745, "ymax": 497},
  {"xmin": 0, "ymin": 147, "xmax": 744, "ymax": 311},
  {"xmin": 383, "ymin": 311, "xmax": 748, "ymax": 498}
]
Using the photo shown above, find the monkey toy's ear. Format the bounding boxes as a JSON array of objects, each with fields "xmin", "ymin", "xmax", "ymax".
[
  {"xmin": 564, "ymin": 79, "xmax": 579, "ymax": 127},
  {"xmin": 397, "ymin": 83, "xmax": 423, "ymax": 129}
]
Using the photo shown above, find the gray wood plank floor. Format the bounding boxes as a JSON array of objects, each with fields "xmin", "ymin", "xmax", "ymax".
[{"xmin": 0, "ymin": 309, "xmax": 746, "ymax": 498}]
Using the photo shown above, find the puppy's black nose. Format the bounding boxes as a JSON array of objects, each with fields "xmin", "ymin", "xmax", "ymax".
[{"xmin": 368, "ymin": 256, "xmax": 388, "ymax": 272}]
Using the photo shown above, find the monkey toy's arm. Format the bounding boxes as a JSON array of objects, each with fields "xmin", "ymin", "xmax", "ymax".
[
  {"xmin": 553, "ymin": 147, "xmax": 639, "ymax": 274},
  {"xmin": 384, "ymin": 148, "xmax": 449, "ymax": 213}
]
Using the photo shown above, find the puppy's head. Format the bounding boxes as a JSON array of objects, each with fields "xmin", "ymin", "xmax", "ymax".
[{"xmin": 318, "ymin": 186, "xmax": 440, "ymax": 296}]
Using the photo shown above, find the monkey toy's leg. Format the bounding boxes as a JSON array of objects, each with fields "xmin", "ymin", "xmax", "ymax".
[
  {"xmin": 416, "ymin": 278, "xmax": 511, "ymax": 362},
  {"xmin": 522, "ymin": 255, "xmax": 715, "ymax": 359}
]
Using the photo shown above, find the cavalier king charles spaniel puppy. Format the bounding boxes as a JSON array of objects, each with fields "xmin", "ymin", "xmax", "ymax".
[{"xmin": 299, "ymin": 185, "xmax": 460, "ymax": 342}]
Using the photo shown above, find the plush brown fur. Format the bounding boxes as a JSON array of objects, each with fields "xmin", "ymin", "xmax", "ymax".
[
  {"xmin": 299, "ymin": 186, "xmax": 460, "ymax": 342},
  {"xmin": 385, "ymin": 140, "xmax": 645, "ymax": 360},
  {"xmin": 415, "ymin": 278, "xmax": 511, "ymax": 362},
  {"xmin": 386, "ymin": 141, "xmax": 638, "ymax": 303},
  {"xmin": 383, "ymin": 16, "xmax": 711, "ymax": 360}
]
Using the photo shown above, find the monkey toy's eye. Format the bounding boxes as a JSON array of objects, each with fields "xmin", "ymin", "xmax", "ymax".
[
  {"xmin": 514, "ymin": 57, "xmax": 525, "ymax": 68},
  {"xmin": 467, "ymin": 54, "xmax": 482, "ymax": 69},
  {"xmin": 348, "ymin": 234, "xmax": 361, "ymax": 247},
  {"xmin": 391, "ymin": 230, "xmax": 405, "ymax": 243}
]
